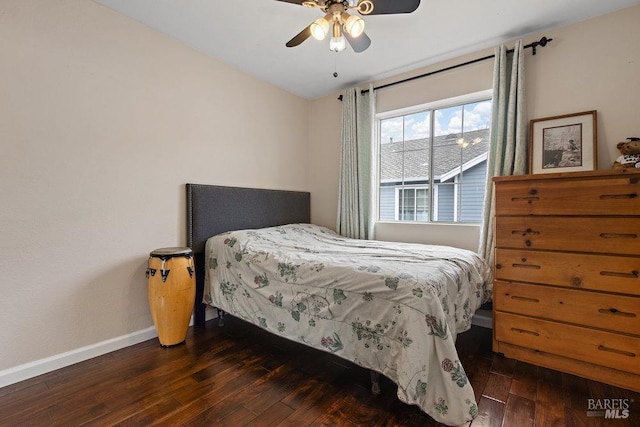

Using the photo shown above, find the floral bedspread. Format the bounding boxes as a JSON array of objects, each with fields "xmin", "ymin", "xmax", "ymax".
[{"xmin": 204, "ymin": 224, "xmax": 492, "ymax": 425}]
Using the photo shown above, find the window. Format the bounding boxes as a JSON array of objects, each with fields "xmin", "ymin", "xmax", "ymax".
[
  {"xmin": 377, "ymin": 91, "xmax": 492, "ymax": 223},
  {"xmin": 397, "ymin": 187, "xmax": 428, "ymax": 221}
]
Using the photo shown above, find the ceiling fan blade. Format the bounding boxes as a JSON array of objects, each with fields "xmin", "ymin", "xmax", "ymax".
[
  {"xmin": 275, "ymin": 0, "xmax": 307, "ymax": 5},
  {"xmin": 286, "ymin": 25, "xmax": 312, "ymax": 47},
  {"xmin": 365, "ymin": 0, "xmax": 420, "ymax": 15},
  {"xmin": 344, "ymin": 31, "xmax": 371, "ymax": 53}
]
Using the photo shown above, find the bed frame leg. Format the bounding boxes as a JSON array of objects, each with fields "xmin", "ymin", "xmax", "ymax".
[
  {"xmin": 216, "ymin": 308, "xmax": 226, "ymax": 327},
  {"xmin": 370, "ymin": 371, "xmax": 381, "ymax": 395}
]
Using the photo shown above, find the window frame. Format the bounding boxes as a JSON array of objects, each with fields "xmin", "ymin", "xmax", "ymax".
[{"xmin": 374, "ymin": 89, "xmax": 493, "ymax": 225}]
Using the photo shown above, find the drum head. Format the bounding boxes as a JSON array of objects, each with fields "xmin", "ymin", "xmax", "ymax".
[{"xmin": 149, "ymin": 247, "xmax": 193, "ymax": 258}]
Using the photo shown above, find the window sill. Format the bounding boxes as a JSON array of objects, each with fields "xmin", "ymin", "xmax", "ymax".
[{"xmin": 373, "ymin": 221, "xmax": 480, "ymax": 251}]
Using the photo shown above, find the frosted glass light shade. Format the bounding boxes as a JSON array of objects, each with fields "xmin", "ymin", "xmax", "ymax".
[
  {"xmin": 329, "ymin": 36, "xmax": 346, "ymax": 52},
  {"xmin": 344, "ymin": 14, "xmax": 365, "ymax": 37},
  {"xmin": 310, "ymin": 18, "xmax": 329, "ymax": 40}
]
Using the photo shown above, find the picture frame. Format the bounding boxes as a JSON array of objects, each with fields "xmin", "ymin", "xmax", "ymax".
[{"xmin": 529, "ymin": 110, "xmax": 597, "ymax": 174}]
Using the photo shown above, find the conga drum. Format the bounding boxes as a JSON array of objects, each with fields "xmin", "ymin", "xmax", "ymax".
[{"xmin": 146, "ymin": 247, "xmax": 196, "ymax": 346}]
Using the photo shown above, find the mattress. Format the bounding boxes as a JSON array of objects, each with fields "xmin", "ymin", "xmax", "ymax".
[{"xmin": 204, "ymin": 223, "xmax": 492, "ymax": 425}]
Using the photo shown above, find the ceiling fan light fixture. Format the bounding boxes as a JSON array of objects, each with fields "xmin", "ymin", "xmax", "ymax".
[
  {"xmin": 310, "ymin": 17, "xmax": 329, "ymax": 40},
  {"xmin": 281, "ymin": 0, "xmax": 421, "ymax": 52},
  {"xmin": 342, "ymin": 13, "xmax": 365, "ymax": 38},
  {"xmin": 329, "ymin": 21, "xmax": 346, "ymax": 52},
  {"xmin": 329, "ymin": 35, "xmax": 346, "ymax": 52}
]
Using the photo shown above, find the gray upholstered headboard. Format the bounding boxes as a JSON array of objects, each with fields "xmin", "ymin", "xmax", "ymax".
[{"xmin": 186, "ymin": 183, "xmax": 311, "ymax": 325}]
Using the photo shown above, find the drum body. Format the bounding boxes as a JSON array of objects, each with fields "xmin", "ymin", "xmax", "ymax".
[{"xmin": 147, "ymin": 247, "xmax": 195, "ymax": 346}]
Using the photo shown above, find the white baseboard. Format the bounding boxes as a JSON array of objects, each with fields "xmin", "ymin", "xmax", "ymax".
[
  {"xmin": 0, "ymin": 309, "xmax": 220, "ymax": 389},
  {"xmin": 0, "ymin": 326, "xmax": 157, "ymax": 389}
]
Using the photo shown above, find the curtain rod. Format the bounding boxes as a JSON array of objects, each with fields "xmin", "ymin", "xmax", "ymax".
[{"xmin": 338, "ymin": 36, "xmax": 552, "ymax": 100}]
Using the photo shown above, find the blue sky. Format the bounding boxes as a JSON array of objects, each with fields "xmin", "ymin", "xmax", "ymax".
[{"xmin": 380, "ymin": 100, "xmax": 492, "ymax": 143}]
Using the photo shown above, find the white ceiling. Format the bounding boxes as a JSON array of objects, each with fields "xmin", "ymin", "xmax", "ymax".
[{"xmin": 93, "ymin": 0, "xmax": 640, "ymax": 100}]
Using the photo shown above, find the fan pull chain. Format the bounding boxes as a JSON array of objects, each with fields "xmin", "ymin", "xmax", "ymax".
[{"xmin": 333, "ymin": 52, "xmax": 338, "ymax": 78}]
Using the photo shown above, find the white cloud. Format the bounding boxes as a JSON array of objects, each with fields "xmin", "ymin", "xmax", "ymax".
[
  {"xmin": 435, "ymin": 109, "xmax": 462, "ymax": 135},
  {"xmin": 463, "ymin": 101, "xmax": 492, "ymax": 131},
  {"xmin": 408, "ymin": 114, "xmax": 430, "ymax": 140},
  {"xmin": 437, "ymin": 101, "xmax": 491, "ymax": 135},
  {"xmin": 380, "ymin": 117, "xmax": 404, "ymax": 143}
]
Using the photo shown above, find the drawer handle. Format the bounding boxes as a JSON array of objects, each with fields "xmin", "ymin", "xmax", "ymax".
[
  {"xmin": 599, "ymin": 193, "xmax": 638, "ymax": 200},
  {"xmin": 600, "ymin": 233, "xmax": 638, "ymax": 239},
  {"xmin": 597, "ymin": 345, "xmax": 636, "ymax": 358},
  {"xmin": 511, "ymin": 229, "xmax": 540, "ymax": 236},
  {"xmin": 511, "ymin": 328, "xmax": 539, "ymax": 336},
  {"xmin": 512, "ymin": 263, "xmax": 541, "ymax": 269},
  {"xmin": 600, "ymin": 270, "xmax": 639, "ymax": 279},
  {"xmin": 598, "ymin": 308, "xmax": 637, "ymax": 318},
  {"xmin": 510, "ymin": 295, "xmax": 540, "ymax": 303}
]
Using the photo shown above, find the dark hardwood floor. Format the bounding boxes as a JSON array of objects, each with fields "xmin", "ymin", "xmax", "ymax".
[{"xmin": 1, "ymin": 317, "xmax": 638, "ymax": 426}]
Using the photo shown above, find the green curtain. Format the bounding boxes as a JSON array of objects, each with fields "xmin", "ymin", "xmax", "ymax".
[
  {"xmin": 478, "ymin": 40, "xmax": 528, "ymax": 267},
  {"xmin": 336, "ymin": 86, "xmax": 373, "ymax": 239}
]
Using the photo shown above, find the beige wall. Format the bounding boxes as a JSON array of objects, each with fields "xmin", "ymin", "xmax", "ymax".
[
  {"xmin": 0, "ymin": 0, "xmax": 309, "ymax": 376},
  {"xmin": 525, "ymin": 5, "xmax": 640, "ymax": 168},
  {"xmin": 307, "ymin": 94, "xmax": 342, "ymax": 229},
  {"xmin": 309, "ymin": 3, "xmax": 640, "ymax": 248}
]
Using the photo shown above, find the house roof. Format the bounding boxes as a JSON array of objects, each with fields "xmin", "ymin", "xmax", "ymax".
[{"xmin": 380, "ymin": 128, "xmax": 490, "ymax": 183}]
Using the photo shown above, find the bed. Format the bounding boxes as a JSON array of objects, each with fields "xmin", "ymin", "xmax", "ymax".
[{"xmin": 186, "ymin": 183, "xmax": 492, "ymax": 426}]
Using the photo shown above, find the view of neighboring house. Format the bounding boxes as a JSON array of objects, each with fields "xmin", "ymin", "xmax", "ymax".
[{"xmin": 379, "ymin": 128, "xmax": 490, "ymax": 222}]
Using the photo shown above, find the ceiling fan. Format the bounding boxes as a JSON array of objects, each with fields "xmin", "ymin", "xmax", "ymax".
[{"xmin": 277, "ymin": 0, "xmax": 420, "ymax": 53}]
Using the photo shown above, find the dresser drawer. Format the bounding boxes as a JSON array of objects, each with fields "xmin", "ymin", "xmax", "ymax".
[
  {"xmin": 494, "ymin": 312, "xmax": 640, "ymax": 375},
  {"xmin": 495, "ymin": 217, "xmax": 640, "ymax": 255},
  {"xmin": 494, "ymin": 281, "xmax": 640, "ymax": 335},
  {"xmin": 494, "ymin": 173, "xmax": 640, "ymax": 216},
  {"xmin": 495, "ymin": 249, "xmax": 640, "ymax": 296}
]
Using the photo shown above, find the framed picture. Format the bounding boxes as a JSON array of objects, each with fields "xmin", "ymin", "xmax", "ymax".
[{"xmin": 529, "ymin": 110, "xmax": 597, "ymax": 174}]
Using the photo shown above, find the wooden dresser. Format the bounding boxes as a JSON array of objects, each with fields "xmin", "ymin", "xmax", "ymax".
[{"xmin": 492, "ymin": 169, "xmax": 640, "ymax": 392}]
